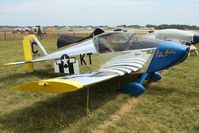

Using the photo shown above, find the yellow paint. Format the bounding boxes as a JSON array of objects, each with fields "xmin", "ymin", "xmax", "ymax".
[
  {"xmin": 16, "ymin": 78, "xmax": 84, "ymax": 93},
  {"xmin": 23, "ymin": 35, "xmax": 36, "ymax": 72}
]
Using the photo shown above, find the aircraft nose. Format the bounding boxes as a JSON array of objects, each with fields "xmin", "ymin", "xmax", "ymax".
[
  {"xmin": 147, "ymin": 41, "xmax": 189, "ymax": 73},
  {"xmin": 175, "ymin": 44, "xmax": 190, "ymax": 63}
]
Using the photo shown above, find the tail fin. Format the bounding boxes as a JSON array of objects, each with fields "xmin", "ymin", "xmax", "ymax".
[
  {"xmin": 23, "ymin": 34, "xmax": 47, "ymax": 60},
  {"xmin": 4, "ymin": 35, "xmax": 48, "ymax": 72},
  {"xmin": 23, "ymin": 34, "xmax": 48, "ymax": 72}
]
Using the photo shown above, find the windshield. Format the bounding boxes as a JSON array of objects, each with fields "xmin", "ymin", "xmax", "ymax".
[{"xmin": 93, "ymin": 32, "xmax": 160, "ymax": 53}]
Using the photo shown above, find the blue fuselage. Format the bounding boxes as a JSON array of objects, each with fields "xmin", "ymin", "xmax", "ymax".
[{"xmin": 147, "ymin": 41, "xmax": 189, "ymax": 73}]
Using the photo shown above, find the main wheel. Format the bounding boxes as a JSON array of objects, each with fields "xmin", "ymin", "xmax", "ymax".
[
  {"xmin": 121, "ymin": 82, "xmax": 145, "ymax": 97},
  {"xmin": 148, "ymin": 72, "xmax": 162, "ymax": 82}
]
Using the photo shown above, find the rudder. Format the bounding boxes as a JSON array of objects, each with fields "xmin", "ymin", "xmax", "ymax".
[{"xmin": 23, "ymin": 34, "xmax": 48, "ymax": 72}]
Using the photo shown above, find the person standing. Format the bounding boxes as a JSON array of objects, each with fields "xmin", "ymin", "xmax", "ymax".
[{"xmin": 36, "ymin": 25, "xmax": 43, "ymax": 39}]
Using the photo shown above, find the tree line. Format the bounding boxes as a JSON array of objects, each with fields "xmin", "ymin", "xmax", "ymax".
[{"xmin": 145, "ymin": 24, "xmax": 199, "ymax": 30}]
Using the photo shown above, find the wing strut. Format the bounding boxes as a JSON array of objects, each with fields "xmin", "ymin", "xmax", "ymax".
[{"xmin": 86, "ymin": 86, "xmax": 91, "ymax": 114}]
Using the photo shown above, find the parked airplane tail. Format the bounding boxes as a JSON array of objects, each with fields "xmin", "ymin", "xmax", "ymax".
[
  {"xmin": 23, "ymin": 35, "xmax": 48, "ymax": 71},
  {"xmin": 4, "ymin": 34, "xmax": 48, "ymax": 72}
]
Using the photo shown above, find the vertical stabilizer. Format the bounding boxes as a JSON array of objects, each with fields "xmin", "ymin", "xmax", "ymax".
[{"xmin": 22, "ymin": 34, "xmax": 48, "ymax": 72}]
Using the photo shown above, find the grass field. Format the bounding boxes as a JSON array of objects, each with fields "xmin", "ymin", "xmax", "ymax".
[{"xmin": 0, "ymin": 38, "xmax": 198, "ymax": 133}]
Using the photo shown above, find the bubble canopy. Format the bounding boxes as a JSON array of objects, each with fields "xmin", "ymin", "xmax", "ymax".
[{"xmin": 93, "ymin": 32, "xmax": 160, "ymax": 53}]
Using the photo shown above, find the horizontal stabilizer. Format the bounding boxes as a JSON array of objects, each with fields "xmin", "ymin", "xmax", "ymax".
[
  {"xmin": 4, "ymin": 61, "xmax": 28, "ymax": 66},
  {"xmin": 16, "ymin": 78, "xmax": 84, "ymax": 93},
  {"xmin": 4, "ymin": 59, "xmax": 50, "ymax": 66}
]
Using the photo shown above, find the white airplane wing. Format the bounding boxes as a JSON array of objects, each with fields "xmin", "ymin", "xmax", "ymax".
[
  {"xmin": 144, "ymin": 32, "xmax": 188, "ymax": 45},
  {"xmin": 143, "ymin": 32, "xmax": 156, "ymax": 39},
  {"xmin": 16, "ymin": 54, "xmax": 151, "ymax": 93}
]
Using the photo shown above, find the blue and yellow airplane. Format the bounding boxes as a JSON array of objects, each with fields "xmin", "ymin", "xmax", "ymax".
[{"xmin": 5, "ymin": 31, "xmax": 190, "ymax": 96}]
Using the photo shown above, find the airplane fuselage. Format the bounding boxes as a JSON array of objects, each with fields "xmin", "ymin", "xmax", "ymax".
[{"xmin": 36, "ymin": 32, "xmax": 189, "ymax": 75}]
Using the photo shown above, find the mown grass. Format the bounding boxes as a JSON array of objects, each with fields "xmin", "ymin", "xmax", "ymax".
[{"xmin": 0, "ymin": 38, "xmax": 198, "ymax": 133}]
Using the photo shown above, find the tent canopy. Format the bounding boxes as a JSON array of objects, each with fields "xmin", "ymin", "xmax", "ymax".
[{"xmin": 57, "ymin": 28, "xmax": 104, "ymax": 49}]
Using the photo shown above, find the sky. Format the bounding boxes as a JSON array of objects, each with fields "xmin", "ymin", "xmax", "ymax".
[{"xmin": 0, "ymin": 0, "xmax": 199, "ymax": 26}]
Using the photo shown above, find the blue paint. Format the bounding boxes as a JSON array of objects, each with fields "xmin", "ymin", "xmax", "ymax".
[
  {"xmin": 137, "ymin": 73, "xmax": 148, "ymax": 84},
  {"xmin": 121, "ymin": 82, "xmax": 145, "ymax": 97},
  {"xmin": 147, "ymin": 41, "xmax": 189, "ymax": 73}
]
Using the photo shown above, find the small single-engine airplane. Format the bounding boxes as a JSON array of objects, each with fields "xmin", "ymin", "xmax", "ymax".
[
  {"xmin": 5, "ymin": 31, "xmax": 190, "ymax": 96},
  {"xmin": 144, "ymin": 29, "xmax": 199, "ymax": 55}
]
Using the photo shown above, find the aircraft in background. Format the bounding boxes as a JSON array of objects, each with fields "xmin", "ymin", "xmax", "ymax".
[
  {"xmin": 5, "ymin": 31, "xmax": 190, "ymax": 96},
  {"xmin": 144, "ymin": 29, "xmax": 199, "ymax": 55}
]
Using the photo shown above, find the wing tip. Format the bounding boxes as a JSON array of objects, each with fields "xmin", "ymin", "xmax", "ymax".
[{"xmin": 16, "ymin": 79, "xmax": 84, "ymax": 93}]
